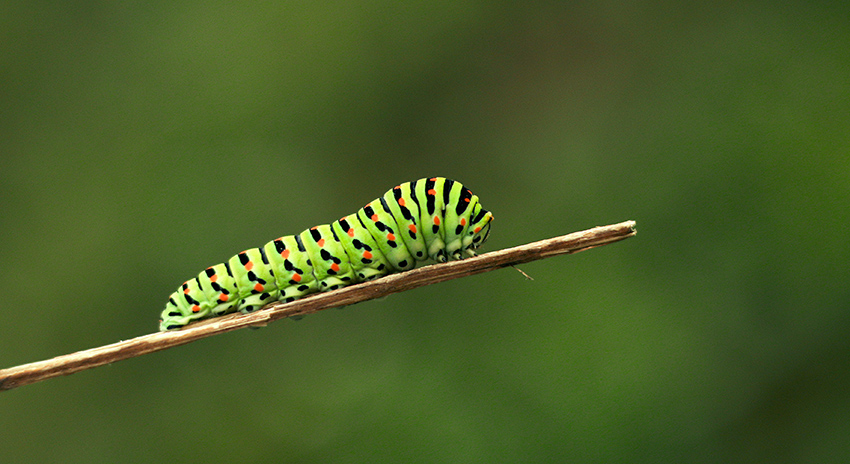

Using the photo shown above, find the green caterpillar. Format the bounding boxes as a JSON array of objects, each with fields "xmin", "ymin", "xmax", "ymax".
[{"xmin": 159, "ymin": 177, "xmax": 494, "ymax": 331}]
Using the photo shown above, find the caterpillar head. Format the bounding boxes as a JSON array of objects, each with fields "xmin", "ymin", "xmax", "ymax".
[{"xmin": 464, "ymin": 203, "xmax": 494, "ymax": 257}]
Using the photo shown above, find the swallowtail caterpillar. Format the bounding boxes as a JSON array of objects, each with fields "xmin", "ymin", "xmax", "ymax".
[{"xmin": 160, "ymin": 177, "xmax": 494, "ymax": 331}]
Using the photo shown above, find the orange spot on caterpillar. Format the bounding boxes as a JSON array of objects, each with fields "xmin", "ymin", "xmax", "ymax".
[
  {"xmin": 464, "ymin": 198, "xmax": 470, "ymax": 202},
  {"xmin": 433, "ymin": 216, "xmax": 440, "ymax": 225},
  {"xmin": 292, "ymin": 273, "xmax": 302, "ymax": 282},
  {"xmin": 219, "ymin": 294, "xmax": 229, "ymax": 302},
  {"xmin": 474, "ymin": 226, "xmax": 481, "ymax": 233},
  {"xmin": 183, "ymin": 288, "xmax": 191, "ymax": 294},
  {"xmin": 281, "ymin": 249, "xmax": 290, "ymax": 259},
  {"xmin": 371, "ymin": 214, "xmax": 379, "ymax": 222},
  {"xmin": 317, "ymin": 238, "xmax": 325, "ymax": 247},
  {"xmin": 398, "ymin": 198, "xmax": 406, "ymax": 207},
  {"xmin": 347, "ymin": 228, "xmax": 355, "ymax": 237},
  {"xmin": 409, "ymin": 224, "xmax": 417, "ymax": 234},
  {"xmin": 254, "ymin": 283, "xmax": 264, "ymax": 292},
  {"xmin": 460, "ymin": 218, "xmax": 467, "ymax": 226},
  {"xmin": 363, "ymin": 251, "xmax": 373, "ymax": 259},
  {"xmin": 244, "ymin": 261, "xmax": 254, "ymax": 271},
  {"xmin": 428, "ymin": 189, "xmax": 436, "ymax": 195},
  {"xmin": 191, "ymin": 305, "xmax": 200, "ymax": 313},
  {"xmin": 209, "ymin": 274, "xmax": 218, "ymax": 282},
  {"xmin": 330, "ymin": 263, "xmax": 340, "ymax": 272},
  {"xmin": 387, "ymin": 233, "xmax": 395, "ymax": 241}
]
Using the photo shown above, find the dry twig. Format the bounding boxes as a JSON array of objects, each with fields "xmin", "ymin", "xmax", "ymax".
[{"xmin": 0, "ymin": 220, "xmax": 636, "ymax": 391}]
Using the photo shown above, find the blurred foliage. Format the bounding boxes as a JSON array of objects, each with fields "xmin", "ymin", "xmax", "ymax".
[{"xmin": 2, "ymin": 1, "xmax": 849, "ymax": 463}]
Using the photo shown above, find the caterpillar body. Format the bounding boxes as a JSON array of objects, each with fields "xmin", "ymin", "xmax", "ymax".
[{"xmin": 159, "ymin": 177, "xmax": 494, "ymax": 331}]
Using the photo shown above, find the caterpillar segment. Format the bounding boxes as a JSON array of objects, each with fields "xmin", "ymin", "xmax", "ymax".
[
  {"xmin": 199, "ymin": 263, "xmax": 239, "ymax": 316},
  {"xmin": 263, "ymin": 235, "xmax": 318, "ymax": 303},
  {"xmin": 228, "ymin": 248, "xmax": 278, "ymax": 314},
  {"xmin": 331, "ymin": 213, "xmax": 392, "ymax": 282},
  {"xmin": 382, "ymin": 181, "xmax": 427, "ymax": 262},
  {"xmin": 414, "ymin": 177, "xmax": 449, "ymax": 262},
  {"xmin": 300, "ymin": 224, "xmax": 356, "ymax": 291},
  {"xmin": 159, "ymin": 177, "xmax": 493, "ymax": 331},
  {"xmin": 356, "ymin": 199, "xmax": 415, "ymax": 272}
]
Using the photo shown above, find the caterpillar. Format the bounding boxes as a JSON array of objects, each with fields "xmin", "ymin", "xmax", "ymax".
[{"xmin": 159, "ymin": 177, "xmax": 494, "ymax": 331}]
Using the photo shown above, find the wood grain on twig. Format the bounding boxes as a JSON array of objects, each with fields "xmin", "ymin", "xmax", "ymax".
[{"xmin": 0, "ymin": 220, "xmax": 636, "ymax": 391}]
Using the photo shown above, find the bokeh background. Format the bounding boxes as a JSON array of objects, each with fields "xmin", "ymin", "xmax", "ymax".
[{"xmin": 2, "ymin": 2, "xmax": 848, "ymax": 463}]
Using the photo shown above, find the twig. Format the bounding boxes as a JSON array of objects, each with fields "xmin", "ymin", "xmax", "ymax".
[{"xmin": 0, "ymin": 220, "xmax": 636, "ymax": 391}]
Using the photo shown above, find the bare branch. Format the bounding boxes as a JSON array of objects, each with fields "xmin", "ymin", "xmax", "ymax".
[{"xmin": 0, "ymin": 220, "xmax": 636, "ymax": 391}]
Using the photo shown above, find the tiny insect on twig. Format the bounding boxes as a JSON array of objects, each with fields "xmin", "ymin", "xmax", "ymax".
[{"xmin": 0, "ymin": 220, "xmax": 636, "ymax": 392}]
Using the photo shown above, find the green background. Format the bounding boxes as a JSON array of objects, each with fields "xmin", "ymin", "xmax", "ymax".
[{"xmin": 2, "ymin": 2, "xmax": 848, "ymax": 462}]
